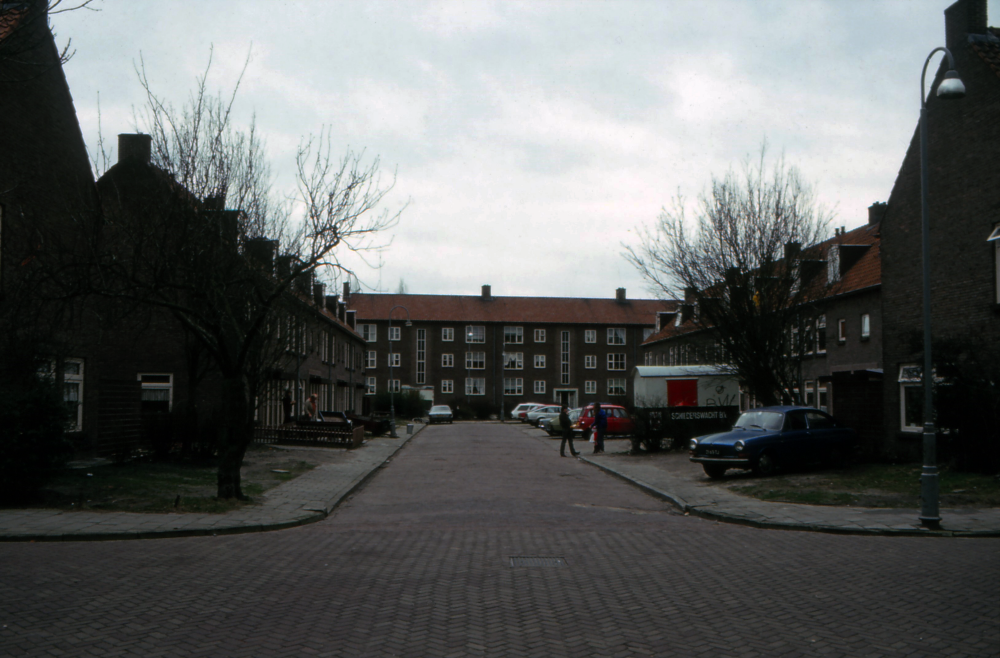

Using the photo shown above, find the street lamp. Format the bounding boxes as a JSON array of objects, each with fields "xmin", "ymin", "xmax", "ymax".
[
  {"xmin": 917, "ymin": 47, "xmax": 964, "ymax": 530},
  {"xmin": 388, "ymin": 305, "xmax": 412, "ymax": 438}
]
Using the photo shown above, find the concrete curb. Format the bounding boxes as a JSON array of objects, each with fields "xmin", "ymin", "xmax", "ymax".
[
  {"xmin": 1, "ymin": 424, "xmax": 425, "ymax": 543},
  {"xmin": 578, "ymin": 454, "xmax": 1000, "ymax": 539}
]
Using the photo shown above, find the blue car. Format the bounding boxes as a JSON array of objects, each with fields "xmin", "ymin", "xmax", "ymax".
[{"xmin": 689, "ymin": 406, "xmax": 858, "ymax": 479}]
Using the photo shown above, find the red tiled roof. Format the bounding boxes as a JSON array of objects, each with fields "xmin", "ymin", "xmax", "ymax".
[
  {"xmin": 642, "ymin": 222, "xmax": 881, "ymax": 347},
  {"xmin": 970, "ymin": 28, "xmax": 1000, "ymax": 79},
  {"xmin": 350, "ymin": 293, "xmax": 674, "ymax": 325}
]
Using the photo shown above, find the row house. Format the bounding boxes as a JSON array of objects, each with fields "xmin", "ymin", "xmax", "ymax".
[
  {"xmin": 878, "ymin": 0, "xmax": 1000, "ymax": 463},
  {"xmin": 641, "ymin": 219, "xmax": 883, "ymax": 451},
  {"xmin": 348, "ymin": 286, "xmax": 671, "ymax": 414}
]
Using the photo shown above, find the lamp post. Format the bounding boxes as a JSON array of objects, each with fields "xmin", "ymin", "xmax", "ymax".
[
  {"xmin": 388, "ymin": 305, "xmax": 411, "ymax": 438},
  {"xmin": 917, "ymin": 47, "xmax": 965, "ymax": 530}
]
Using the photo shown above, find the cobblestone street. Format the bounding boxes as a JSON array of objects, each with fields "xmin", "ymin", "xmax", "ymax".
[{"xmin": 1, "ymin": 423, "xmax": 997, "ymax": 657}]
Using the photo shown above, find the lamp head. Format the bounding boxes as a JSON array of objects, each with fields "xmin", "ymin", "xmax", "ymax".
[
  {"xmin": 405, "ymin": 320, "xmax": 413, "ymax": 327},
  {"xmin": 936, "ymin": 69, "xmax": 966, "ymax": 100}
]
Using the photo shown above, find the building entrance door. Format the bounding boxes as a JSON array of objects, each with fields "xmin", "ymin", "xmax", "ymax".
[{"xmin": 555, "ymin": 389, "xmax": 577, "ymax": 408}]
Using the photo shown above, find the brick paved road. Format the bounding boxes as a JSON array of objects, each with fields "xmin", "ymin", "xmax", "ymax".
[{"xmin": 1, "ymin": 423, "xmax": 997, "ymax": 657}]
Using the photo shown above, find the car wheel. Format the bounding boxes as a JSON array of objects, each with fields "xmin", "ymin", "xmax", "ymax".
[
  {"xmin": 703, "ymin": 464, "xmax": 727, "ymax": 480},
  {"xmin": 753, "ymin": 452, "xmax": 778, "ymax": 477}
]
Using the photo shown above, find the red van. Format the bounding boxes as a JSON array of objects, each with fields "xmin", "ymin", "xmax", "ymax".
[{"xmin": 574, "ymin": 403, "xmax": 635, "ymax": 437}]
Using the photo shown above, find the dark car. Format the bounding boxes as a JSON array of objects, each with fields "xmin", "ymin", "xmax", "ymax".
[{"xmin": 689, "ymin": 406, "xmax": 858, "ymax": 479}]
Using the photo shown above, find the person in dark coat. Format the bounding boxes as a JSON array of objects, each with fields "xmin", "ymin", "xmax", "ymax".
[
  {"xmin": 559, "ymin": 405, "xmax": 579, "ymax": 457},
  {"xmin": 282, "ymin": 388, "xmax": 296, "ymax": 425},
  {"xmin": 591, "ymin": 403, "xmax": 608, "ymax": 454}
]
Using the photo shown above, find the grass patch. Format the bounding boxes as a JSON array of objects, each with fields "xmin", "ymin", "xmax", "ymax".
[
  {"xmin": 731, "ymin": 463, "xmax": 1000, "ymax": 508},
  {"xmin": 2, "ymin": 445, "xmax": 317, "ymax": 514}
]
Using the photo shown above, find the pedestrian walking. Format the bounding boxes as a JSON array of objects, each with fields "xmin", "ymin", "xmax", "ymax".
[
  {"xmin": 559, "ymin": 405, "xmax": 579, "ymax": 457},
  {"xmin": 306, "ymin": 394, "xmax": 324, "ymax": 422},
  {"xmin": 591, "ymin": 402, "xmax": 608, "ymax": 454}
]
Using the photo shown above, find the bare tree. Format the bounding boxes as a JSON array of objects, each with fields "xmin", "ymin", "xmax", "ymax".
[
  {"xmin": 92, "ymin": 54, "xmax": 401, "ymax": 498},
  {"xmin": 625, "ymin": 145, "xmax": 831, "ymax": 406}
]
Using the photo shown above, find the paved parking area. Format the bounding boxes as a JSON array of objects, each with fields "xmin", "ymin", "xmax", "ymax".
[{"xmin": 1, "ymin": 423, "xmax": 997, "ymax": 657}]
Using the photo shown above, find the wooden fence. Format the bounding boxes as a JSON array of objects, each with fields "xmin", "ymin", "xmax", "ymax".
[{"xmin": 253, "ymin": 423, "xmax": 365, "ymax": 449}]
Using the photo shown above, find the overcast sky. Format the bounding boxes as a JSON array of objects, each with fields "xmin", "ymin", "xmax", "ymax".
[{"xmin": 52, "ymin": 0, "xmax": 998, "ymax": 300}]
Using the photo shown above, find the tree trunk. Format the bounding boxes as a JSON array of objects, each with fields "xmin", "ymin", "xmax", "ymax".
[{"xmin": 216, "ymin": 374, "xmax": 253, "ymax": 499}]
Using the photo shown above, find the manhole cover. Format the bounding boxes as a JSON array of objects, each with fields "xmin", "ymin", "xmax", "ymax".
[{"xmin": 509, "ymin": 556, "xmax": 567, "ymax": 568}]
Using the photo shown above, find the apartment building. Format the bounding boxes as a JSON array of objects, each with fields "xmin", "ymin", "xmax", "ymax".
[{"xmin": 349, "ymin": 286, "xmax": 672, "ymax": 414}]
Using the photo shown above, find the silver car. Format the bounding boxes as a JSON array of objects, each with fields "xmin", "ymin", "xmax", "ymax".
[
  {"xmin": 427, "ymin": 405, "xmax": 454, "ymax": 424},
  {"xmin": 540, "ymin": 408, "xmax": 582, "ymax": 436},
  {"xmin": 525, "ymin": 404, "xmax": 562, "ymax": 426}
]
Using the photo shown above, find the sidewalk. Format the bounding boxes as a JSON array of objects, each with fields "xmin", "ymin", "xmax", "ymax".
[
  {"xmin": 524, "ymin": 427, "xmax": 1000, "ymax": 537},
  {"xmin": 0, "ymin": 427, "xmax": 421, "ymax": 542}
]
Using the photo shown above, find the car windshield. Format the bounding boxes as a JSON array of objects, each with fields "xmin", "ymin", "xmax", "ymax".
[
  {"xmin": 430, "ymin": 406, "xmax": 450, "ymax": 413},
  {"xmin": 733, "ymin": 411, "xmax": 784, "ymax": 431}
]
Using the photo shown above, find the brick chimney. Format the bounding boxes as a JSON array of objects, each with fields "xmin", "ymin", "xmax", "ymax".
[
  {"xmin": 945, "ymin": 0, "xmax": 987, "ymax": 49},
  {"xmin": 118, "ymin": 134, "xmax": 151, "ymax": 164},
  {"xmin": 868, "ymin": 202, "xmax": 887, "ymax": 225},
  {"xmin": 313, "ymin": 282, "xmax": 326, "ymax": 308},
  {"xmin": 244, "ymin": 238, "xmax": 277, "ymax": 275},
  {"xmin": 784, "ymin": 241, "xmax": 802, "ymax": 261},
  {"xmin": 615, "ymin": 287, "xmax": 626, "ymax": 303},
  {"xmin": 326, "ymin": 294, "xmax": 340, "ymax": 312},
  {"xmin": 683, "ymin": 287, "xmax": 697, "ymax": 303},
  {"xmin": 482, "ymin": 284, "xmax": 492, "ymax": 300},
  {"xmin": 342, "ymin": 281, "xmax": 351, "ymax": 305}
]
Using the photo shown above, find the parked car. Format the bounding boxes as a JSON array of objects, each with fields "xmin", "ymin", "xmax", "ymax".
[
  {"xmin": 573, "ymin": 404, "xmax": 636, "ymax": 437},
  {"xmin": 509, "ymin": 402, "xmax": 544, "ymax": 421},
  {"xmin": 540, "ymin": 408, "xmax": 582, "ymax": 436},
  {"xmin": 688, "ymin": 406, "xmax": 859, "ymax": 479},
  {"xmin": 428, "ymin": 405, "xmax": 454, "ymax": 424},
  {"xmin": 347, "ymin": 412, "xmax": 392, "ymax": 436},
  {"xmin": 525, "ymin": 404, "xmax": 561, "ymax": 426}
]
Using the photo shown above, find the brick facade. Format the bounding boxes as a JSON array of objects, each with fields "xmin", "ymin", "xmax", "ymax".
[
  {"xmin": 879, "ymin": 0, "xmax": 1000, "ymax": 458},
  {"xmin": 350, "ymin": 287, "xmax": 671, "ymax": 414}
]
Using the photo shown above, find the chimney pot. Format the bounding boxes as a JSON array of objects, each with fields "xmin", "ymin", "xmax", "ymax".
[
  {"xmin": 117, "ymin": 133, "xmax": 152, "ymax": 164},
  {"xmin": 482, "ymin": 284, "xmax": 492, "ymax": 300},
  {"xmin": 616, "ymin": 287, "xmax": 626, "ymax": 303}
]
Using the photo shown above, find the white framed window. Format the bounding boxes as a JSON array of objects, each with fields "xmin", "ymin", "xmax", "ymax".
[
  {"xmin": 61, "ymin": 359, "xmax": 84, "ymax": 432},
  {"xmin": 585, "ymin": 380, "xmax": 597, "ymax": 394},
  {"xmin": 838, "ymin": 318, "xmax": 847, "ymax": 343},
  {"xmin": 360, "ymin": 324, "xmax": 377, "ymax": 343},
  {"xmin": 138, "ymin": 373, "xmax": 173, "ymax": 413},
  {"xmin": 607, "ymin": 378, "xmax": 626, "ymax": 396},
  {"xmin": 898, "ymin": 365, "xmax": 923, "ymax": 432},
  {"xmin": 607, "ymin": 354, "xmax": 626, "ymax": 371},
  {"xmin": 503, "ymin": 378, "xmax": 524, "ymax": 396},
  {"xmin": 790, "ymin": 326, "xmax": 800, "ymax": 356},
  {"xmin": 388, "ymin": 379, "xmax": 400, "ymax": 393},
  {"xmin": 584, "ymin": 355, "xmax": 597, "ymax": 369},
  {"xmin": 388, "ymin": 326, "xmax": 401, "ymax": 341},
  {"xmin": 561, "ymin": 331, "xmax": 571, "ymax": 385},
  {"xmin": 504, "ymin": 326, "xmax": 523, "ymax": 344},
  {"xmin": 465, "ymin": 377, "xmax": 485, "ymax": 396},
  {"xmin": 441, "ymin": 353, "xmax": 454, "ymax": 368},
  {"xmin": 534, "ymin": 354, "xmax": 546, "ymax": 368},
  {"xmin": 416, "ymin": 328, "xmax": 426, "ymax": 384},
  {"xmin": 441, "ymin": 379, "xmax": 454, "ymax": 394},
  {"xmin": 366, "ymin": 351, "xmax": 377, "ymax": 369},
  {"xmin": 534, "ymin": 380, "xmax": 546, "ymax": 394},
  {"xmin": 466, "ymin": 325, "xmax": 485, "ymax": 343},
  {"xmin": 466, "ymin": 351, "xmax": 486, "ymax": 369},
  {"xmin": 584, "ymin": 330, "xmax": 596, "ymax": 344},
  {"xmin": 388, "ymin": 353, "xmax": 401, "ymax": 368},
  {"xmin": 534, "ymin": 329, "xmax": 546, "ymax": 343},
  {"xmin": 442, "ymin": 327, "xmax": 454, "ymax": 342},
  {"xmin": 607, "ymin": 328, "xmax": 626, "ymax": 345},
  {"xmin": 861, "ymin": 314, "xmax": 871, "ymax": 340},
  {"xmin": 366, "ymin": 377, "xmax": 376, "ymax": 394},
  {"xmin": 816, "ymin": 315, "xmax": 826, "ymax": 353},
  {"xmin": 504, "ymin": 352, "xmax": 523, "ymax": 370},
  {"xmin": 804, "ymin": 380, "xmax": 816, "ymax": 408}
]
